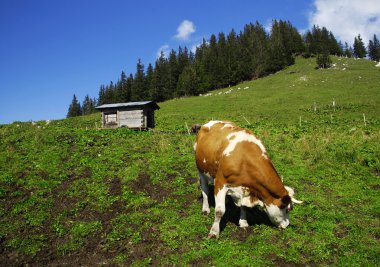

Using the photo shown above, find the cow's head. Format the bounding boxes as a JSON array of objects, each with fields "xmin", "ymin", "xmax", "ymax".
[{"xmin": 264, "ymin": 186, "xmax": 303, "ymax": 229}]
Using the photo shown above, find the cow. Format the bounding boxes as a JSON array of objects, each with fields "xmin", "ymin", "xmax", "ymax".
[{"xmin": 194, "ymin": 120, "xmax": 302, "ymax": 238}]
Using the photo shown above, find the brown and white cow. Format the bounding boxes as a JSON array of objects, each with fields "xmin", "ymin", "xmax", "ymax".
[{"xmin": 194, "ymin": 120, "xmax": 302, "ymax": 238}]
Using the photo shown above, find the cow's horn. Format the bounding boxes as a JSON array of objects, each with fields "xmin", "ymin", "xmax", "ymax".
[
  {"xmin": 291, "ymin": 197, "xmax": 303, "ymax": 204},
  {"xmin": 284, "ymin": 186, "xmax": 303, "ymax": 204}
]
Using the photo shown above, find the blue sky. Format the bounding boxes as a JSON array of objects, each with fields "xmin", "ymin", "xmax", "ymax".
[{"xmin": 1, "ymin": 0, "xmax": 379, "ymax": 124}]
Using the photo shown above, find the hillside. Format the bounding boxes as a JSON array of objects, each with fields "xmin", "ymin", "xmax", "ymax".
[{"xmin": 1, "ymin": 57, "xmax": 379, "ymax": 266}]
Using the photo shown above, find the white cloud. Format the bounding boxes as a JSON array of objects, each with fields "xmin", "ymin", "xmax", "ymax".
[
  {"xmin": 264, "ymin": 19, "xmax": 273, "ymax": 33},
  {"xmin": 174, "ymin": 20, "xmax": 196, "ymax": 40},
  {"xmin": 309, "ymin": 0, "xmax": 380, "ymax": 45},
  {"xmin": 156, "ymin": 44, "xmax": 170, "ymax": 58},
  {"xmin": 190, "ymin": 42, "xmax": 201, "ymax": 54}
]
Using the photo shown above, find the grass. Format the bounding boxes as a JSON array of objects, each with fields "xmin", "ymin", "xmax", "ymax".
[{"xmin": 0, "ymin": 56, "xmax": 379, "ymax": 266}]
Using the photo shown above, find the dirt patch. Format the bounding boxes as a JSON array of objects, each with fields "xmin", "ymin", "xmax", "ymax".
[
  {"xmin": 371, "ymin": 184, "xmax": 380, "ymax": 190},
  {"xmin": 334, "ymin": 224, "xmax": 349, "ymax": 239},
  {"xmin": 188, "ymin": 255, "xmax": 214, "ymax": 266},
  {"xmin": 128, "ymin": 172, "xmax": 171, "ymax": 202},
  {"xmin": 267, "ymin": 253, "xmax": 307, "ymax": 267},
  {"xmin": 108, "ymin": 177, "xmax": 122, "ymax": 196},
  {"xmin": 230, "ymin": 227, "xmax": 254, "ymax": 242}
]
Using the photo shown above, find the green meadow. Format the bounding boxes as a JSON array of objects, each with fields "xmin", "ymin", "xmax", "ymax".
[{"xmin": 1, "ymin": 57, "xmax": 379, "ymax": 266}]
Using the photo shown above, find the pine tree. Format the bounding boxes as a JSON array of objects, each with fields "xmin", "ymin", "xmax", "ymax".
[
  {"xmin": 203, "ymin": 34, "xmax": 219, "ymax": 89},
  {"xmin": 98, "ymin": 85, "xmax": 106, "ymax": 105},
  {"xmin": 328, "ymin": 32, "xmax": 343, "ymax": 55},
  {"xmin": 145, "ymin": 64, "xmax": 155, "ymax": 99},
  {"xmin": 117, "ymin": 71, "xmax": 128, "ymax": 102},
  {"xmin": 132, "ymin": 59, "xmax": 146, "ymax": 101},
  {"xmin": 177, "ymin": 65, "xmax": 197, "ymax": 97},
  {"xmin": 216, "ymin": 32, "xmax": 229, "ymax": 87},
  {"xmin": 249, "ymin": 22, "xmax": 270, "ymax": 78},
  {"xmin": 126, "ymin": 74, "xmax": 133, "ymax": 102},
  {"xmin": 368, "ymin": 34, "xmax": 380, "ymax": 61},
  {"xmin": 268, "ymin": 20, "xmax": 289, "ymax": 73},
  {"xmin": 152, "ymin": 52, "xmax": 170, "ymax": 102},
  {"xmin": 82, "ymin": 94, "xmax": 91, "ymax": 115},
  {"xmin": 168, "ymin": 49, "xmax": 179, "ymax": 96},
  {"xmin": 105, "ymin": 81, "xmax": 115, "ymax": 103},
  {"xmin": 177, "ymin": 46, "xmax": 190, "ymax": 74},
  {"xmin": 226, "ymin": 29, "xmax": 239, "ymax": 86},
  {"xmin": 343, "ymin": 42, "xmax": 353, "ymax": 57},
  {"xmin": 353, "ymin": 34, "xmax": 367, "ymax": 58},
  {"xmin": 89, "ymin": 98, "xmax": 96, "ymax": 113},
  {"xmin": 67, "ymin": 94, "xmax": 82, "ymax": 118}
]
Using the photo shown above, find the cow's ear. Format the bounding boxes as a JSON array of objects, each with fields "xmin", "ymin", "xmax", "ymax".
[{"xmin": 281, "ymin": 195, "xmax": 291, "ymax": 208}]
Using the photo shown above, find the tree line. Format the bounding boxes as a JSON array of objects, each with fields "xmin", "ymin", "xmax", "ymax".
[{"xmin": 67, "ymin": 20, "xmax": 380, "ymax": 118}]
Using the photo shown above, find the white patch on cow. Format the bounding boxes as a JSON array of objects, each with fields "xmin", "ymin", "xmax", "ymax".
[
  {"xmin": 209, "ymin": 185, "xmax": 229, "ymax": 238},
  {"xmin": 193, "ymin": 142, "xmax": 197, "ymax": 152},
  {"xmin": 226, "ymin": 186, "xmax": 246, "ymax": 207},
  {"xmin": 264, "ymin": 204, "xmax": 289, "ymax": 229},
  {"xmin": 223, "ymin": 131, "xmax": 267, "ymax": 157},
  {"xmin": 284, "ymin": 186, "xmax": 294, "ymax": 197},
  {"xmin": 204, "ymin": 120, "xmax": 226, "ymax": 129},
  {"xmin": 226, "ymin": 186, "xmax": 263, "ymax": 208},
  {"xmin": 221, "ymin": 123, "xmax": 234, "ymax": 129},
  {"xmin": 203, "ymin": 158, "xmax": 207, "ymax": 164},
  {"xmin": 242, "ymin": 196, "xmax": 263, "ymax": 208}
]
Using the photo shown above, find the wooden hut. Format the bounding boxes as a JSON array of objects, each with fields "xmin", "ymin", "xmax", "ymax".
[{"xmin": 95, "ymin": 101, "xmax": 160, "ymax": 129}]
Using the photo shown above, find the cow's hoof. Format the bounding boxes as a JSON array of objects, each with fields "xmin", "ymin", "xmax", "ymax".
[
  {"xmin": 202, "ymin": 209, "xmax": 210, "ymax": 215},
  {"xmin": 202, "ymin": 210, "xmax": 210, "ymax": 216},
  {"xmin": 208, "ymin": 233, "xmax": 218, "ymax": 239},
  {"xmin": 239, "ymin": 219, "xmax": 249, "ymax": 228}
]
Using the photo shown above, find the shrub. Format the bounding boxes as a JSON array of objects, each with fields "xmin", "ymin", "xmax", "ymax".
[{"xmin": 316, "ymin": 52, "xmax": 332, "ymax": 69}]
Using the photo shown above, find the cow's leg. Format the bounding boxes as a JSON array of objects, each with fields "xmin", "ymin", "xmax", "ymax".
[
  {"xmin": 239, "ymin": 206, "xmax": 249, "ymax": 228},
  {"xmin": 208, "ymin": 182, "xmax": 228, "ymax": 238},
  {"xmin": 199, "ymin": 171, "xmax": 210, "ymax": 215}
]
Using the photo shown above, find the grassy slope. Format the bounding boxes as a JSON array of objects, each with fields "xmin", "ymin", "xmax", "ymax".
[{"xmin": 0, "ymin": 57, "xmax": 379, "ymax": 266}]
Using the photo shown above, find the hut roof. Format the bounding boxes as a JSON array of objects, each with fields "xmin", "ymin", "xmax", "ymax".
[{"xmin": 95, "ymin": 101, "xmax": 160, "ymax": 110}]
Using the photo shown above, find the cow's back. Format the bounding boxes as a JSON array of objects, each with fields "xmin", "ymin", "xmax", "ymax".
[{"xmin": 195, "ymin": 121, "xmax": 233, "ymax": 176}]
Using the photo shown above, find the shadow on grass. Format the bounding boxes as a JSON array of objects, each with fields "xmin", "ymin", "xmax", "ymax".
[{"xmin": 200, "ymin": 185, "xmax": 273, "ymax": 234}]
